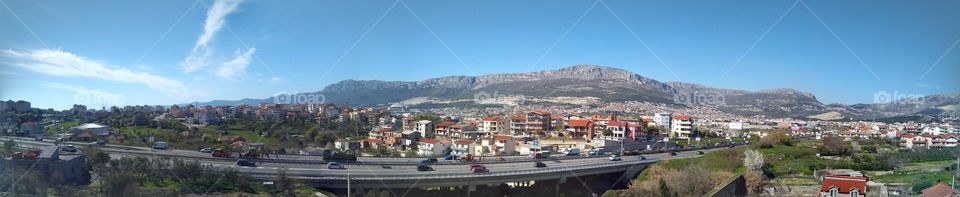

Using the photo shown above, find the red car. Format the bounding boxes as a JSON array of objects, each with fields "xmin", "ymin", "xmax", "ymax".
[{"xmin": 469, "ymin": 164, "xmax": 488, "ymax": 173}]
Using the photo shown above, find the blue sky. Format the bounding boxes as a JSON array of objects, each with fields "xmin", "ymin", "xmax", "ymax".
[{"xmin": 1, "ymin": 0, "xmax": 958, "ymax": 110}]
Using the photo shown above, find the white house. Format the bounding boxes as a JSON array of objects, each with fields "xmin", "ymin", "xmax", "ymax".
[{"xmin": 417, "ymin": 138, "xmax": 450, "ymax": 157}]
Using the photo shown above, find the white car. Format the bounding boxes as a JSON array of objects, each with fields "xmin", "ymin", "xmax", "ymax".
[{"xmin": 609, "ymin": 155, "xmax": 621, "ymax": 161}]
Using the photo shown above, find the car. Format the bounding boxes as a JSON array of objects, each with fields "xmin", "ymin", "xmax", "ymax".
[
  {"xmin": 236, "ymin": 159, "xmax": 256, "ymax": 167},
  {"xmin": 697, "ymin": 151, "xmax": 704, "ymax": 155},
  {"xmin": 444, "ymin": 155, "xmax": 458, "ymax": 160},
  {"xmin": 534, "ymin": 161, "xmax": 547, "ymax": 168},
  {"xmin": 587, "ymin": 150, "xmax": 605, "ymax": 156},
  {"xmin": 669, "ymin": 151, "xmax": 677, "ymax": 156},
  {"xmin": 89, "ymin": 141, "xmax": 105, "ymax": 146},
  {"xmin": 469, "ymin": 164, "xmax": 488, "ymax": 173},
  {"xmin": 200, "ymin": 147, "xmax": 213, "ymax": 153},
  {"xmin": 420, "ymin": 158, "xmax": 438, "ymax": 164},
  {"xmin": 153, "ymin": 142, "xmax": 168, "ymax": 150},
  {"xmin": 609, "ymin": 155, "xmax": 621, "ymax": 161},
  {"xmin": 638, "ymin": 156, "xmax": 646, "ymax": 160},
  {"xmin": 417, "ymin": 164, "xmax": 433, "ymax": 171},
  {"xmin": 381, "ymin": 165, "xmax": 392, "ymax": 169},
  {"xmin": 34, "ymin": 137, "xmax": 43, "ymax": 141},
  {"xmin": 327, "ymin": 162, "xmax": 346, "ymax": 170},
  {"xmin": 62, "ymin": 145, "xmax": 77, "ymax": 152}
]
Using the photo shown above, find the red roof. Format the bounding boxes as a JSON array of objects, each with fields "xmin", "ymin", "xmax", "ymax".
[
  {"xmin": 419, "ymin": 138, "xmax": 440, "ymax": 144},
  {"xmin": 672, "ymin": 115, "xmax": 691, "ymax": 120},
  {"xmin": 455, "ymin": 140, "xmax": 473, "ymax": 145},
  {"xmin": 568, "ymin": 119, "xmax": 593, "ymax": 127},
  {"xmin": 511, "ymin": 115, "xmax": 526, "ymax": 120},
  {"xmin": 436, "ymin": 121, "xmax": 455, "ymax": 128},
  {"xmin": 901, "ymin": 133, "xmax": 917, "ymax": 138},
  {"xmin": 919, "ymin": 182, "xmax": 959, "ymax": 197},
  {"xmin": 608, "ymin": 121, "xmax": 627, "ymax": 127},
  {"xmin": 482, "ymin": 116, "xmax": 501, "ymax": 121},
  {"xmin": 819, "ymin": 176, "xmax": 867, "ymax": 194},
  {"xmin": 493, "ymin": 135, "xmax": 511, "ymax": 141}
]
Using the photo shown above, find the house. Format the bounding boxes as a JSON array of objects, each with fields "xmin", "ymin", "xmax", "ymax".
[
  {"xmin": 451, "ymin": 140, "xmax": 474, "ymax": 156},
  {"xmin": 653, "ymin": 113, "xmax": 672, "ymax": 128},
  {"xmin": 819, "ymin": 176, "xmax": 867, "ymax": 197},
  {"xmin": 566, "ymin": 119, "xmax": 595, "ymax": 139},
  {"xmin": 417, "ymin": 138, "xmax": 450, "ymax": 157},
  {"xmin": 334, "ymin": 138, "xmax": 360, "ymax": 151},
  {"xmin": 917, "ymin": 182, "xmax": 960, "ymax": 197},
  {"xmin": 670, "ymin": 115, "xmax": 693, "ymax": 139},
  {"xmin": 17, "ymin": 121, "xmax": 42, "ymax": 136}
]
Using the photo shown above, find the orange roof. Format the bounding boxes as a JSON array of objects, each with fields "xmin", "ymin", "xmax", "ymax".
[
  {"xmin": 672, "ymin": 115, "xmax": 691, "ymax": 120},
  {"xmin": 819, "ymin": 176, "xmax": 867, "ymax": 194},
  {"xmin": 482, "ymin": 116, "xmax": 501, "ymax": 121},
  {"xmin": 568, "ymin": 119, "xmax": 593, "ymax": 127},
  {"xmin": 511, "ymin": 115, "xmax": 526, "ymax": 120},
  {"xmin": 493, "ymin": 135, "xmax": 511, "ymax": 141},
  {"xmin": 455, "ymin": 140, "xmax": 474, "ymax": 145},
  {"xmin": 436, "ymin": 121, "xmax": 455, "ymax": 127}
]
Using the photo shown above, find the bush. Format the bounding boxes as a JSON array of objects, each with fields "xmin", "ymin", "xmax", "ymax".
[{"xmin": 758, "ymin": 131, "xmax": 792, "ymax": 148}]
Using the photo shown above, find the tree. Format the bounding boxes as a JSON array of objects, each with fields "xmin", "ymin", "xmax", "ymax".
[
  {"xmin": 602, "ymin": 129, "xmax": 614, "ymax": 137},
  {"xmin": 275, "ymin": 167, "xmax": 295, "ymax": 196},
  {"xmin": 743, "ymin": 149, "xmax": 765, "ymax": 170}
]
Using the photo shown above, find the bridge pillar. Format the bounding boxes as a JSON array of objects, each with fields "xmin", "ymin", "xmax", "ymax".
[
  {"xmin": 466, "ymin": 184, "xmax": 476, "ymax": 197},
  {"xmin": 557, "ymin": 176, "xmax": 567, "ymax": 197},
  {"xmin": 354, "ymin": 186, "xmax": 364, "ymax": 197}
]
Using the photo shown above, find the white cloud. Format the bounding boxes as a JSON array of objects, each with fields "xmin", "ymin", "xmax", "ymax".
[
  {"xmin": 3, "ymin": 49, "xmax": 190, "ymax": 99},
  {"xmin": 217, "ymin": 47, "xmax": 255, "ymax": 80},
  {"xmin": 183, "ymin": 0, "xmax": 245, "ymax": 73},
  {"xmin": 47, "ymin": 82, "xmax": 126, "ymax": 107}
]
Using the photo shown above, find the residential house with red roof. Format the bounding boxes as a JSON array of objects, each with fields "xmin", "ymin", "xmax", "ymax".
[
  {"xmin": 567, "ymin": 119, "xmax": 595, "ymax": 139},
  {"xmin": 819, "ymin": 175, "xmax": 867, "ymax": 197},
  {"xmin": 917, "ymin": 182, "xmax": 960, "ymax": 197}
]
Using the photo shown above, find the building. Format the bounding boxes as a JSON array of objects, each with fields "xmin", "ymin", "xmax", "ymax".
[
  {"xmin": 653, "ymin": 113, "xmax": 672, "ymax": 129},
  {"xmin": 451, "ymin": 140, "xmax": 474, "ymax": 156},
  {"xmin": 670, "ymin": 115, "xmax": 693, "ymax": 139},
  {"xmin": 3, "ymin": 146, "xmax": 86, "ymax": 184},
  {"xmin": 819, "ymin": 176, "xmax": 867, "ymax": 197},
  {"xmin": 414, "ymin": 120, "xmax": 435, "ymax": 138},
  {"xmin": 566, "ymin": 119, "xmax": 595, "ymax": 139},
  {"xmin": 17, "ymin": 121, "xmax": 42, "ymax": 136},
  {"xmin": 524, "ymin": 111, "xmax": 552, "ymax": 135},
  {"xmin": 917, "ymin": 182, "xmax": 960, "ymax": 197},
  {"xmin": 481, "ymin": 116, "xmax": 508, "ymax": 134},
  {"xmin": 417, "ymin": 138, "xmax": 450, "ymax": 157},
  {"xmin": 70, "ymin": 123, "xmax": 111, "ymax": 137}
]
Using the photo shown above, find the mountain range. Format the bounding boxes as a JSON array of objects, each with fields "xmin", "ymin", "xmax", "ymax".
[{"xmin": 193, "ymin": 64, "xmax": 960, "ymax": 120}]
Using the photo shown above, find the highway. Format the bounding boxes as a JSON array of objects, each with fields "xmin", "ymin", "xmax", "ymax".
[{"xmin": 2, "ymin": 135, "xmax": 731, "ymax": 190}]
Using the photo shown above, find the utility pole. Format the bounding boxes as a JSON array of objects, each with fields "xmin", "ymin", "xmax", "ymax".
[{"xmin": 347, "ymin": 173, "xmax": 352, "ymax": 197}]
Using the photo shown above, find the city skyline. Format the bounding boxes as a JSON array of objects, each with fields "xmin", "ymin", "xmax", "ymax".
[{"xmin": 1, "ymin": 0, "xmax": 959, "ymax": 110}]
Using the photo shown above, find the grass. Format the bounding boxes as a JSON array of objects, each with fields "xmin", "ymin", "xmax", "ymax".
[
  {"xmin": 44, "ymin": 120, "xmax": 79, "ymax": 135},
  {"xmin": 674, "ymin": 137, "xmax": 746, "ymax": 146},
  {"xmin": 770, "ymin": 177, "xmax": 820, "ymax": 185}
]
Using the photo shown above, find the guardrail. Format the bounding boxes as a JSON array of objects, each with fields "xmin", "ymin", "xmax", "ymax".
[{"xmin": 244, "ymin": 159, "xmax": 655, "ymax": 181}]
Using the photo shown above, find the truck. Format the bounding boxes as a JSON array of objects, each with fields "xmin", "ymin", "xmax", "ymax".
[
  {"xmin": 529, "ymin": 151, "xmax": 552, "ymax": 159},
  {"xmin": 564, "ymin": 148, "xmax": 581, "ymax": 156}
]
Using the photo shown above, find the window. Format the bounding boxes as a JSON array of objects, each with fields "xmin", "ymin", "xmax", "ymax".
[
  {"xmin": 850, "ymin": 189, "xmax": 858, "ymax": 197},
  {"xmin": 829, "ymin": 187, "xmax": 838, "ymax": 197}
]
